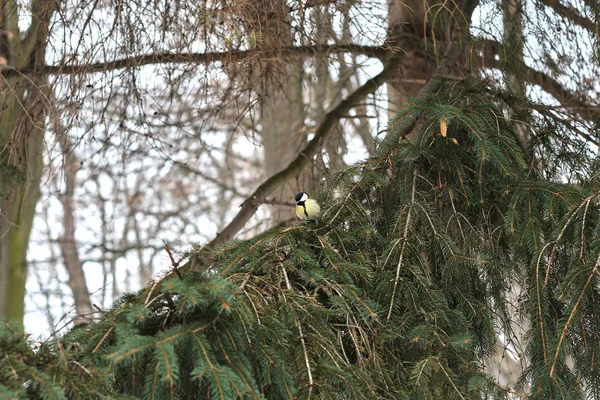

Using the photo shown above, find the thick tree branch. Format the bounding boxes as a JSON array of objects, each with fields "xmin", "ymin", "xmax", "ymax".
[
  {"xmin": 21, "ymin": 0, "xmax": 57, "ymax": 65},
  {"xmin": 201, "ymin": 44, "xmax": 463, "ymax": 254},
  {"xmin": 0, "ymin": 44, "xmax": 390, "ymax": 77},
  {"xmin": 475, "ymin": 39, "xmax": 599, "ymax": 120},
  {"xmin": 201, "ymin": 53, "xmax": 404, "ymax": 251},
  {"xmin": 539, "ymin": 0, "xmax": 597, "ymax": 34}
]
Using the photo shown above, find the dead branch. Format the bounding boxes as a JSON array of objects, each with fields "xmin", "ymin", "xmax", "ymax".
[{"xmin": 164, "ymin": 241, "xmax": 184, "ymax": 280}]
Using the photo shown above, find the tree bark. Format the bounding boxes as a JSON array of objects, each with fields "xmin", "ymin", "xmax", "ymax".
[
  {"xmin": 386, "ymin": 0, "xmax": 438, "ymax": 119},
  {"xmin": 261, "ymin": 73, "xmax": 307, "ymax": 220},
  {"xmin": 0, "ymin": 0, "xmax": 54, "ymax": 328}
]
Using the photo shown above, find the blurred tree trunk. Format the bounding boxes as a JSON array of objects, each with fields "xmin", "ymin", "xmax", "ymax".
[
  {"xmin": 57, "ymin": 131, "xmax": 94, "ymax": 324},
  {"xmin": 0, "ymin": 0, "xmax": 54, "ymax": 327},
  {"xmin": 247, "ymin": 0, "xmax": 311, "ymax": 223},
  {"xmin": 387, "ymin": 0, "xmax": 438, "ymax": 119},
  {"xmin": 483, "ymin": 0, "xmax": 528, "ymax": 389},
  {"xmin": 261, "ymin": 76, "xmax": 307, "ymax": 220}
]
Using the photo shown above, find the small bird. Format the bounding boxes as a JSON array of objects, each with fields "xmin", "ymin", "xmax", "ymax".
[{"xmin": 295, "ymin": 192, "xmax": 320, "ymax": 221}]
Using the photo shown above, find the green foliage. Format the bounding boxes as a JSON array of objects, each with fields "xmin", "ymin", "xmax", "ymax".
[{"xmin": 3, "ymin": 77, "xmax": 600, "ymax": 399}]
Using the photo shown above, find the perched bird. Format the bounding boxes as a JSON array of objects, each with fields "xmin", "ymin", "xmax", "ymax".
[{"xmin": 295, "ymin": 192, "xmax": 320, "ymax": 221}]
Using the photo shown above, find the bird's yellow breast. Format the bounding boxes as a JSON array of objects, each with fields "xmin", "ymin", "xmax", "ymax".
[{"xmin": 296, "ymin": 198, "xmax": 321, "ymax": 220}]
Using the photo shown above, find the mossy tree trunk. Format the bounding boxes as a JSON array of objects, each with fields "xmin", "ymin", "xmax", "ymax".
[{"xmin": 0, "ymin": 0, "xmax": 54, "ymax": 328}]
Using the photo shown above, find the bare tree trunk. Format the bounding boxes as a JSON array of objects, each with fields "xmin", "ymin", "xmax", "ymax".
[
  {"xmin": 0, "ymin": 103, "xmax": 44, "ymax": 325},
  {"xmin": 502, "ymin": 0, "xmax": 529, "ymax": 154},
  {"xmin": 261, "ymin": 73, "xmax": 307, "ymax": 215},
  {"xmin": 0, "ymin": 0, "xmax": 55, "ymax": 327},
  {"xmin": 57, "ymin": 132, "xmax": 93, "ymax": 324},
  {"xmin": 243, "ymin": 0, "xmax": 310, "ymax": 223},
  {"xmin": 386, "ymin": 0, "xmax": 437, "ymax": 120}
]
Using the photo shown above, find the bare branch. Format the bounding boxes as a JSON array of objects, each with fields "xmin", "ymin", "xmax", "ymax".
[
  {"xmin": 539, "ymin": 0, "xmax": 597, "ymax": 34},
  {"xmin": 476, "ymin": 39, "xmax": 599, "ymax": 120},
  {"xmin": 164, "ymin": 241, "xmax": 183, "ymax": 280},
  {"xmin": 0, "ymin": 44, "xmax": 390, "ymax": 77}
]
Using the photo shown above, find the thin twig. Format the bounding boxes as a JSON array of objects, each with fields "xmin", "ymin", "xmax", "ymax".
[
  {"xmin": 164, "ymin": 241, "xmax": 184, "ymax": 280},
  {"xmin": 282, "ymin": 267, "xmax": 314, "ymax": 398},
  {"xmin": 387, "ymin": 168, "xmax": 417, "ymax": 321},
  {"xmin": 92, "ymin": 304, "xmax": 105, "ymax": 314},
  {"xmin": 92, "ymin": 326, "xmax": 114, "ymax": 354},
  {"xmin": 550, "ymin": 254, "xmax": 600, "ymax": 377}
]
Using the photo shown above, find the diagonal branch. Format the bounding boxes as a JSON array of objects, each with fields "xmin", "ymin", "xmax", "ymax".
[
  {"xmin": 201, "ymin": 53, "xmax": 404, "ymax": 251},
  {"xmin": 201, "ymin": 43, "xmax": 463, "ymax": 255},
  {"xmin": 475, "ymin": 39, "xmax": 600, "ymax": 120},
  {"xmin": 375, "ymin": 44, "xmax": 462, "ymax": 156},
  {"xmin": 539, "ymin": 0, "xmax": 597, "ymax": 34},
  {"xmin": 0, "ymin": 44, "xmax": 390, "ymax": 77},
  {"xmin": 549, "ymin": 253, "xmax": 600, "ymax": 377}
]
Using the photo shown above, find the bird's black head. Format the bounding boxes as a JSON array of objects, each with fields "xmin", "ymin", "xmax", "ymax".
[{"xmin": 295, "ymin": 192, "xmax": 308, "ymax": 204}]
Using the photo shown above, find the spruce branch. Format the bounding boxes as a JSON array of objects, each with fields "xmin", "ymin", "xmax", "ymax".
[
  {"xmin": 375, "ymin": 43, "xmax": 463, "ymax": 157},
  {"xmin": 550, "ymin": 253, "xmax": 600, "ymax": 378},
  {"xmin": 387, "ymin": 168, "xmax": 416, "ymax": 321},
  {"xmin": 535, "ymin": 238, "xmax": 549, "ymax": 364},
  {"xmin": 282, "ymin": 266, "xmax": 314, "ymax": 398},
  {"xmin": 545, "ymin": 196, "xmax": 592, "ymax": 284},
  {"xmin": 91, "ymin": 326, "xmax": 114, "ymax": 354}
]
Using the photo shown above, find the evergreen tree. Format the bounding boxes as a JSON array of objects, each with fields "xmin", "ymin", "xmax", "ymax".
[
  {"xmin": 2, "ymin": 0, "xmax": 600, "ymax": 399},
  {"xmin": 4, "ymin": 68, "xmax": 600, "ymax": 399}
]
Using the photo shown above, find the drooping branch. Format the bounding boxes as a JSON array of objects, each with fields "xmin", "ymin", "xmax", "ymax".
[
  {"xmin": 0, "ymin": 44, "xmax": 390, "ymax": 77},
  {"xmin": 201, "ymin": 52, "xmax": 404, "ymax": 252}
]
